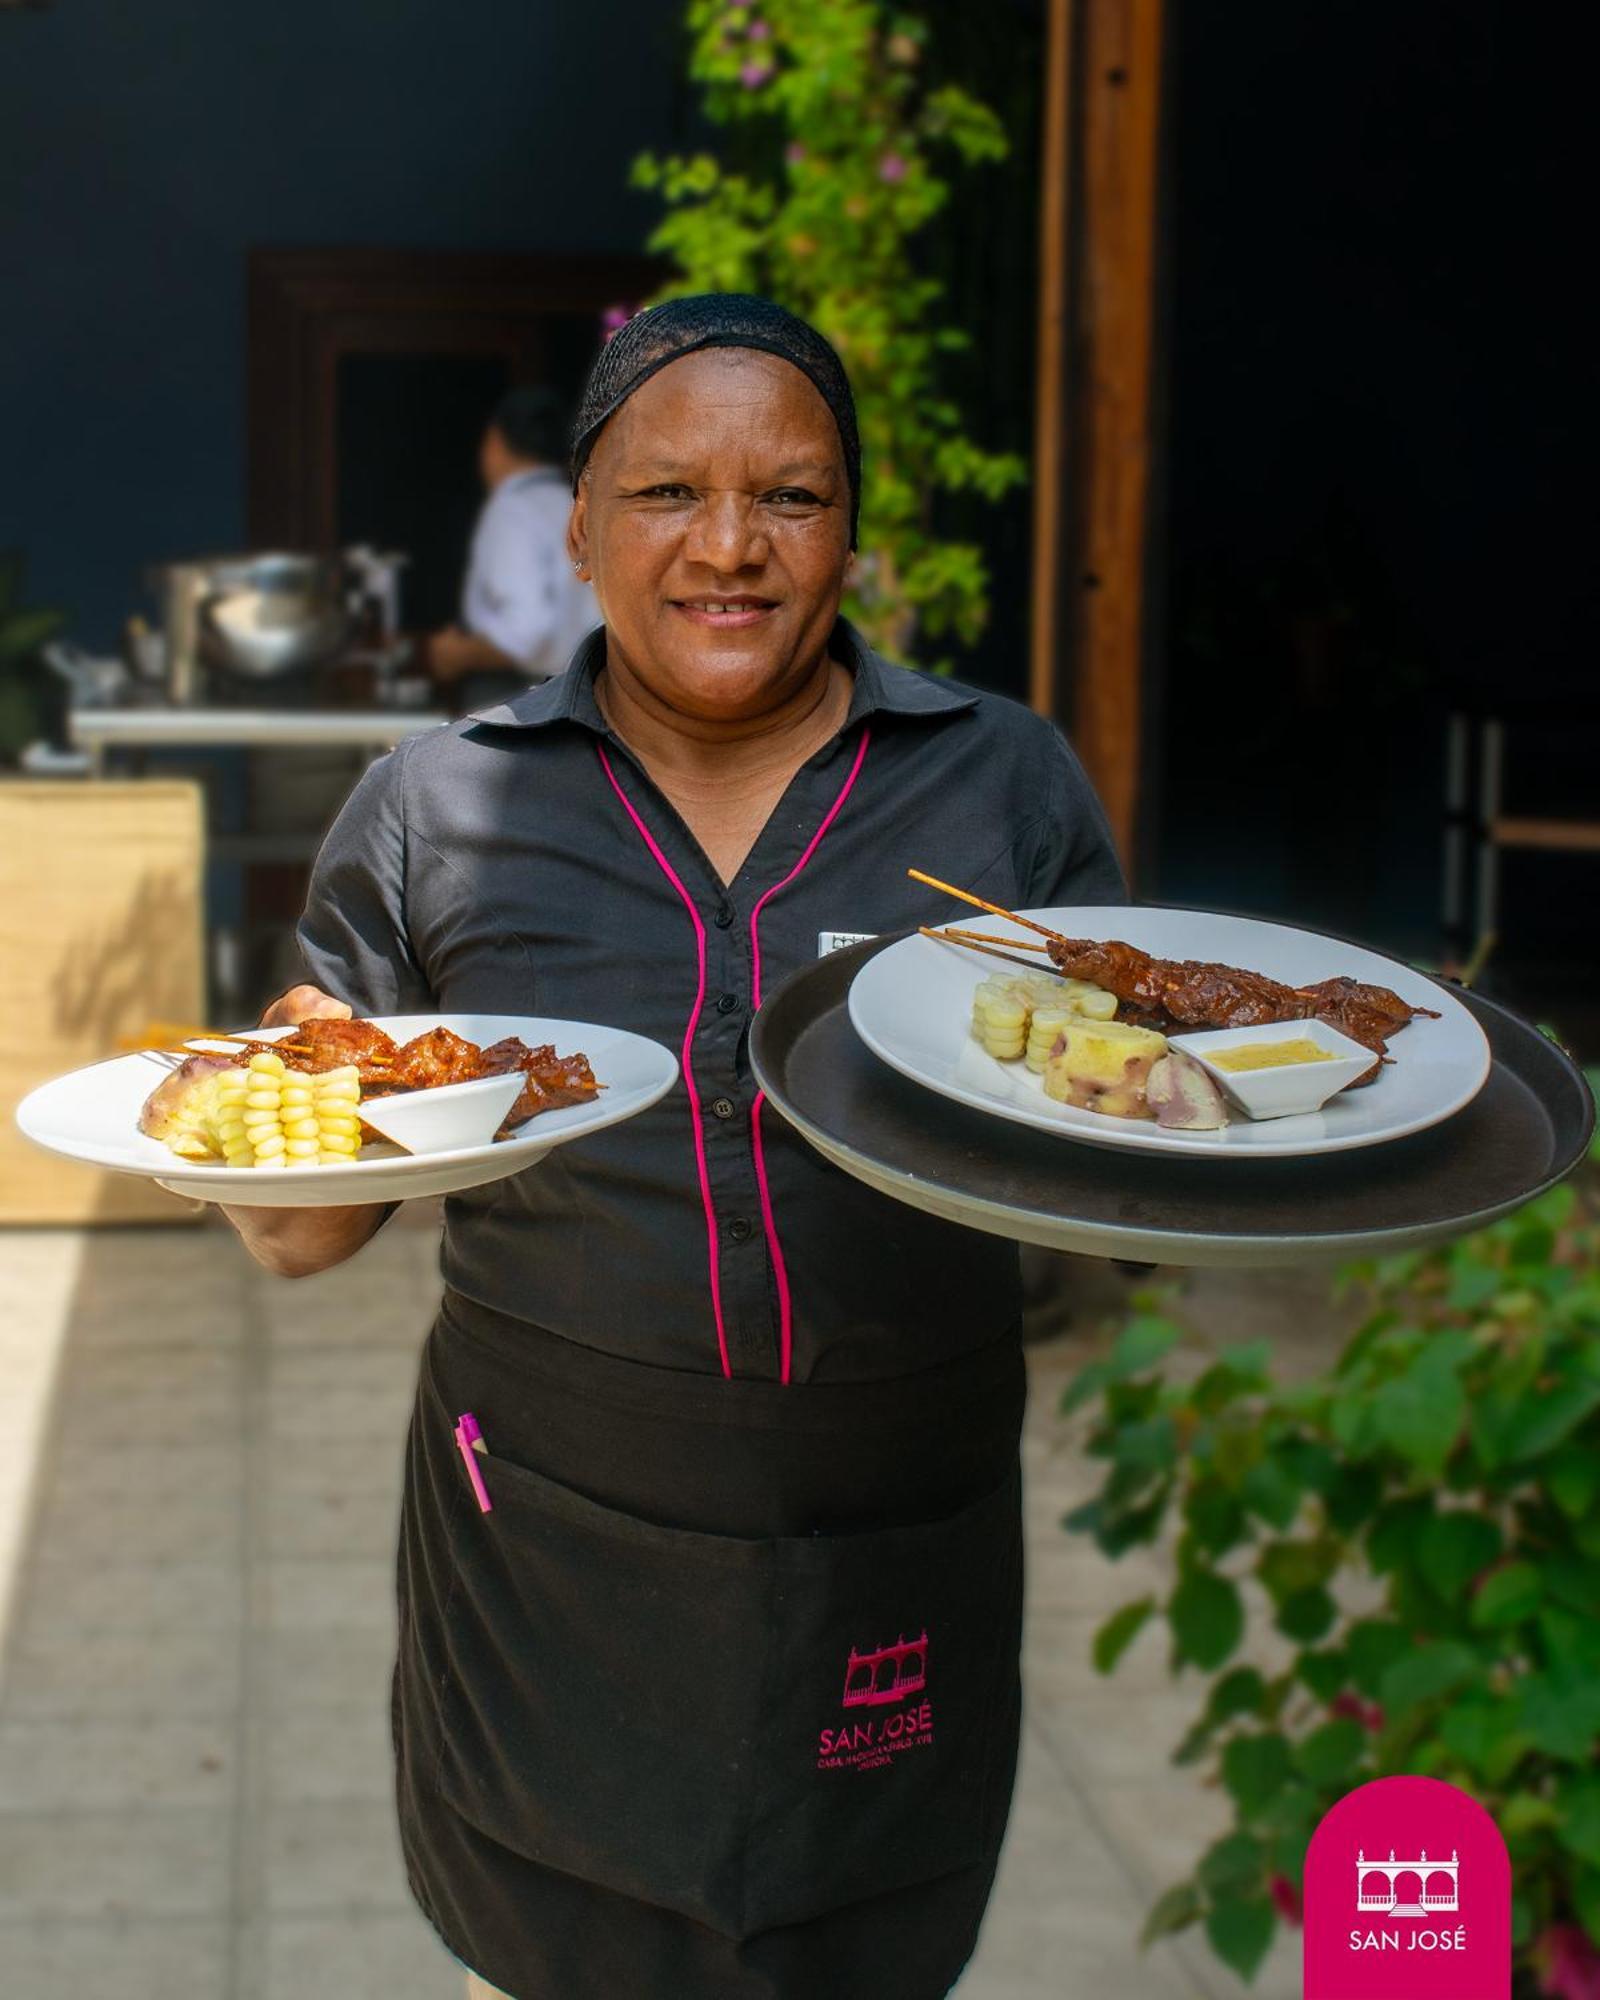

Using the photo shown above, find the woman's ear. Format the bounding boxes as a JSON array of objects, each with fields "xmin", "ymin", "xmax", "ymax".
[{"xmin": 566, "ymin": 484, "xmax": 590, "ymax": 580}]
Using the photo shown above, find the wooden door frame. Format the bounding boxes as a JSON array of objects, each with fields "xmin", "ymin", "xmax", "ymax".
[
  {"xmin": 1030, "ymin": 0, "xmax": 1167, "ymax": 879},
  {"xmin": 246, "ymin": 247, "xmax": 665, "ymax": 551}
]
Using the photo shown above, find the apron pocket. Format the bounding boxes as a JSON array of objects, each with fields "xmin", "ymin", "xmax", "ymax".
[
  {"xmin": 744, "ymin": 1463, "xmax": 1022, "ymax": 1931},
  {"xmin": 433, "ymin": 1436, "xmax": 771, "ymax": 1936},
  {"xmin": 431, "ymin": 1416, "xmax": 1021, "ymax": 1941}
]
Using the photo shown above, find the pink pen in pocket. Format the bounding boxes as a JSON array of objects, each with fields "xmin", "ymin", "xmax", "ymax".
[{"xmin": 454, "ymin": 1411, "xmax": 493, "ymax": 1514}]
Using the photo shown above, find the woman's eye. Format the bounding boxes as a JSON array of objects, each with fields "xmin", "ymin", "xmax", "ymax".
[
  {"xmin": 766, "ymin": 488, "xmax": 822, "ymax": 506},
  {"xmin": 638, "ymin": 484, "xmax": 694, "ymax": 500}
]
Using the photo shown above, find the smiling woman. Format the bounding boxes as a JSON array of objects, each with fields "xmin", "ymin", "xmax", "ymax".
[
  {"xmin": 220, "ymin": 292, "xmax": 1127, "ymax": 2000},
  {"xmin": 566, "ymin": 303, "xmax": 863, "ymax": 881},
  {"xmin": 578, "ymin": 351, "xmax": 849, "ymax": 702}
]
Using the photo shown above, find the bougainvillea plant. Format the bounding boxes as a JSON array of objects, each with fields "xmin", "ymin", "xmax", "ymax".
[
  {"xmin": 1061, "ymin": 1142, "xmax": 1600, "ymax": 1997},
  {"xmin": 629, "ymin": 0, "xmax": 1026, "ymax": 664}
]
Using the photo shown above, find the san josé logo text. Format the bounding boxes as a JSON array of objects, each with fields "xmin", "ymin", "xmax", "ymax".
[
  {"xmin": 816, "ymin": 1631, "xmax": 933, "ymax": 1772},
  {"xmin": 1351, "ymin": 1844, "xmax": 1468, "ymax": 1954}
]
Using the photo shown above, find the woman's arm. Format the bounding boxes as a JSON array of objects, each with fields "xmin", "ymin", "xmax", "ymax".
[
  {"xmin": 225, "ymin": 741, "xmax": 434, "ymax": 1277},
  {"xmin": 216, "ymin": 983, "xmax": 393, "ymax": 1279},
  {"xmin": 1023, "ymin": 724, "xmax": 1129, "ymax": 906}
]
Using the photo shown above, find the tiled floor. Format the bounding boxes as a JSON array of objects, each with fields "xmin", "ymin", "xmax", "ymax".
[{"xmin": 0, "ymin": 1215, "xmax": 1346, "ymax": 1998}]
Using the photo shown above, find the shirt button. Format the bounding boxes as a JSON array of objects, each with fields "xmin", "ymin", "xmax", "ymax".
[
  {"xmin": 728, "ymin": 1216, "xmax": 754, "ymax": 1243},
  {"xmin": 714, "ymin": 903, "xmax": 735, "ymax": 929},
  {"xmin": 710, "ymin": 1097, "xmax": 737, "ymax": 1120},
  {"xmin": 715, "ymin": 992, "xmax": 741, "ymax": 1015}
]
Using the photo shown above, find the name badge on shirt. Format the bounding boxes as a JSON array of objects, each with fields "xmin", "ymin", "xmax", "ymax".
[{"xmin": 817, "ymin": 931, "xmax": 878, "ymax": 957}]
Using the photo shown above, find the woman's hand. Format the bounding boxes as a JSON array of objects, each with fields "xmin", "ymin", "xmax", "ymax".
[
  {"xmin": 258, "ymin": 983, "xmax": 352, "ymax": 1031},
  {"xmin": 217, "ymin": 984, "xmax": 392, "ymax": 1278}
]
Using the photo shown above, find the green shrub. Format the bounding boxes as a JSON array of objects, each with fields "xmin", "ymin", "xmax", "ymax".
[{"xmin": 1063, "ymin": 1136, "xmax": 1600, "ymax": 1993}]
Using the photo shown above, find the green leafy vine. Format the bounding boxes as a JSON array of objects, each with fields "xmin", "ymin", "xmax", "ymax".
[{"xmin": 629, "ymin": 0, "xmax": 1025, "ymax": 665}]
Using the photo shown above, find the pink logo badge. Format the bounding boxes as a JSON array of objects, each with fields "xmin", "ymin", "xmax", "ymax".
[
  {"xmin": 1304, "ymin": 1776, "xmax": 1510, "ymax": 1998},
  {"xmin": 842, "ymin": 1631, "xmax": 928, "ymax": 1708},
  {"xmin": 818, "ymin": 1632, "xmax": 935, "ymax": 1772}
]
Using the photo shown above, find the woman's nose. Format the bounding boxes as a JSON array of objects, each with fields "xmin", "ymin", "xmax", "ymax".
[{"xmin": 684, "ymin": 493, "xmax": 768, "ymax": 572}]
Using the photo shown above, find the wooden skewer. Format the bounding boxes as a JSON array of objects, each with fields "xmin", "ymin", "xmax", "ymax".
[
  {"xmin": 906, "ymin": 868, "xmax": 1072, "ymax": 946},
  {"xmin": 178, "ymin": 1032, "xmax": 278, "ymax": 1049},
  {"xmin": 938, "ymin": 927, "xmax": 1052, "ymax": 953},
  {"xmin": 178, "ymin": 1032, "xmax": 392, "ymax": 1068},
  {"xmin": 918, "ymin": 928, "xmax": 1067, "ymax": 978}
]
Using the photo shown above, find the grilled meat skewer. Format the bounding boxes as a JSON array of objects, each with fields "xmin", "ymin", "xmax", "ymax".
[
  {"xmin": 1040, "ymin": 937, "xmax": 1436, "ymax": 1058},
  {"xmin": 906, "ymin": 873, "xmax": 1439, "ymax": 1079}
]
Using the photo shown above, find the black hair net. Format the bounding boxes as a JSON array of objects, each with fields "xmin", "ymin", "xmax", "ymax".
[{"xmin": 570, "ymin": 293, "xmax": 862, "ymax": 547}]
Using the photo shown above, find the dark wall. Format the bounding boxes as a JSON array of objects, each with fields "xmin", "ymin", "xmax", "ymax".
[
  {"xmin": 1155, "ymin": 0, "xmax": 1589, "ymax": 954},
  {"xmin": 0, "ymin": 0, "xmax": 686, "ymax": 647},
  {"xmin": 1164, "ymin": 0, "xmax": 1586, "ymax": 699}
]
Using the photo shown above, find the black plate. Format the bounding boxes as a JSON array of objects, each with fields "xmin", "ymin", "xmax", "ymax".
[{"xmin": 751, "ymin": 935, "xmax": 1595, "ymax": 1268}]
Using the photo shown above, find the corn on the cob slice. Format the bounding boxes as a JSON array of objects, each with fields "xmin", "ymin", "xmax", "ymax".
[
  {"xmin": 971, "ymin": 977, "xmax": 1029, "ymax": 1060},
  {"xmin": 190, "ymin": 1053, "xmax": 364, "ymax": 1168},
  {"xmin": 1025, "ymin": 1003, "xmax": 1076, "ymax": 1072},
  {"xmin": 1065, "ymin": 980, "xmax": 1119, "ymax": 1021},
  {"xmin": 312, "ymin": 1066, "xmax": 363, "ymax": 1163},
  {"xmin": 970, "ymin": 971, "xmax": 1121, "ymax": 1062}
]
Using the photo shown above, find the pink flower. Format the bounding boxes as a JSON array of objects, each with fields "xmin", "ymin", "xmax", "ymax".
[
  {"xmin": 600, "ymin": 303, "xmax": 635, "ymax": 342},
  {"xmin": 1328, "ymin": 1692, "xmax": 1385, "ymax": 1733},
  {"xmin": 1533, "ymin": 1924, "xmax": 1600, "ymax": 2000},
  {"xmin": 785, "ymin": 141, "xmax": 806, "ymax": 165},
  {"xmin": 739, "ymin": 59, "xmax": 773, "ymax": 88},
  {"xmin": 1269, "ymin": 1874, "xmax": 1303, "ymax": 1928},
  {"xmin": 877, "ymin": 152, "xmax": 908, "ymax": 183},
  {"xmin": 747, "ymin": 18, "xmax": 771, "ymax": 39}
]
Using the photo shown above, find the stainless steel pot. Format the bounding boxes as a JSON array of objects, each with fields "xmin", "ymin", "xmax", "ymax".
[
  {"xmin": 200, "ymin": 553, "xmax": 350, "ymax": 678},
  {"xmin": 156, "ymin": 553, "xmax": 352, "ymax": 699}
]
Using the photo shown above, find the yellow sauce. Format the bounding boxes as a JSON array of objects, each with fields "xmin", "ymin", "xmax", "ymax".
[{"xmin": 1207, "ymin": 1039, "xmax": 1333, "ymax": 1073}]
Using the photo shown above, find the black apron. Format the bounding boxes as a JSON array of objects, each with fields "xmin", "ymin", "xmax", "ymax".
[{"xmin": 395, "ymin": 1288, "xmax": 1027, "ymax": 2000}]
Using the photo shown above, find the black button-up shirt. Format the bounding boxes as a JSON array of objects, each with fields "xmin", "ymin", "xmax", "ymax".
[{"xmin": 297, "ymin": 619, "xmax": 1124, "ymax": 1383}]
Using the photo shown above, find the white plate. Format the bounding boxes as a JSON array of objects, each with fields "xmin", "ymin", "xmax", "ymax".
[
  {"xmin": 847, "ymin": 909, "xmax": 1491, "ymax": 1160},
  {"xmin": 14, "ymin": 1015, "xmax": 679, "ymax": 1206}
]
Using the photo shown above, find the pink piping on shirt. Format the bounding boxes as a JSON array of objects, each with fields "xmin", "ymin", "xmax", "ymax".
[
  {"xmin": 596, "ymin": 742, "xmax": 731, "ymax": 1379},
  {"xmin": 747, "ymin": 727, "xmax": 871, "ymax": 1383}
]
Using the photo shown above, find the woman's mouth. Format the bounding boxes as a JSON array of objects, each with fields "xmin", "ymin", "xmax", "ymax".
[{"xmin": 671, "ymin": 597, "xmax": 778, "ymax": 629}]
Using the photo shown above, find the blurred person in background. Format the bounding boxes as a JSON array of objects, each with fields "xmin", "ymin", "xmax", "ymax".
[{"xmin": 418, "ymin": 385, "xmax": 598, "ymax": 713}]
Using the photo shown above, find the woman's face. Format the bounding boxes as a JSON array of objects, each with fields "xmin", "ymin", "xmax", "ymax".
[{"xmin": 569, "ymin": 348, "xmax": 852, "ymax": 723}]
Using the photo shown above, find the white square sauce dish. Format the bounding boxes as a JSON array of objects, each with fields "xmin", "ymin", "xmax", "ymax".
[{"xmin": 1168, "ymin": 1018, "xmax": 1377, "ymax": 1120}]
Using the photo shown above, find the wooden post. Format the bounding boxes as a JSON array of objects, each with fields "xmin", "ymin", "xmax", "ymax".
[
  {"xmin": 1031, "ymin": 0, "xmax": 1166, "ymax": 873},
  {"xmin": 1029, "ymin": 0, "xmax": 1075, "ymax": 722}
]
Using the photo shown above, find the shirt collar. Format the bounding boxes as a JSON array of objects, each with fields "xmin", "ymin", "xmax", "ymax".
[{"xmin": 462, "ymin": 618, "xmax": 981, "ymax": 734}]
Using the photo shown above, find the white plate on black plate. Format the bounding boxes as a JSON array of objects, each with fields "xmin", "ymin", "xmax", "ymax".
[
  {"xmin": 847, "ymin": 908, "xmax": 1491, "ymax": 1160},
  {"xmin": 14, "ymin": 1015, "xmax": 678, "ymax": 1206}
]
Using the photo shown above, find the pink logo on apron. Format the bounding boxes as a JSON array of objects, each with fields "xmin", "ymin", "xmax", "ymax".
[
  {"xmin": 843, "ymin": 1631, "xmax": 928, "ymax": 1708},
  {"xmin": 818, "ymin": 1632, "xmax": 935, "ymax": 1773},
  {"xmin": 1303, "ymin": 1775, "xmax": 1511, "ymax": 1998}
]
